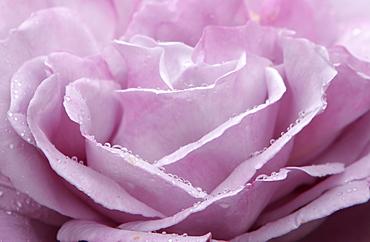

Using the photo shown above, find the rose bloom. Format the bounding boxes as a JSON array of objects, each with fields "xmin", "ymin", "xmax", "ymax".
[{"xmin": 0, "ymin": 0, "xmax": 370, "ymax": 241}]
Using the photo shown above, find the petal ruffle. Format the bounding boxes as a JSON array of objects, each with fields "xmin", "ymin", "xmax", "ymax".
[
  {"xmin": 57, "ymin": 220, "xmax": 211, "ymax": 242},
  {"xmin": 124, "ymin": 0, "xmax": 249, "ymax": 46}
]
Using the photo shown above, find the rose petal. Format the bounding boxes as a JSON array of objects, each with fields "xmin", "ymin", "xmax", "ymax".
[
  {"xmin": 290, "ymin": 47, "xmax": 370, "ymax": 165},
  {"xmin": 0, "ymin": 8, "xmax": 105, "ymax": 222},
  {"xmin": 0, "ymin": 1, "xmax": 116, "ymax": 47},
  {"xmin": 192, "ymin": 22, "xmax": 290, "ymax": 65},
  {"xmin": 111, "ymin": 40, "xmax": 172, "ymax": 89},
  {"xmin": 335, "ymin": 19, "xmax": 370, "ymax": 62},
  {"xmin": 49, "ymin": 0, "xmax": 117, "ymax": 47},
  {"xmin": 154, "ymin": 67, "xmax": 283, "ymax": 193},
  {"xmin": 124, "ymin": 0, "xmax": 249, "ymax": 46},
  {"xmin": 27, "ymin": 53, "xmax": 164, "ymax": 220},
  {"xmin": 57, "ymin": 220, "xmax": 211, "ymax": 242},
  {"xmin": 7, "ymin": 56, "xmax": 47, "ymax": 145},
  {"xmin": 111, "ymin": 0, "xmax": 142, "ymax": 37},
  {"xmin": 256, "ymin": 0, "xmax": 337, "ymax": 46},
  {"xmin": 0, "ymin": 0, "xmax": 47, "ymax": 39},
  {"xmin": 0, "ymin": 184, "xmax": 68, "ymax": 226},
  {"xmin": 118, "ymin": 163, "xmax": 343, "ymax": 240},
  {"xmin": 232, "ymin": 179, "xmax": 370, "ymax": 242},
  {"xmin": 0, "ymin": 209, "xmax": 59, "ymax": 241},
  {"xmin": 85, "ymin": 137, "xmax": 203, "ymax": 216},
  {"xmin": 300, "ymin": 201, "xmax": 370, "ymax": 241},
  {"xmin": 256, "ymin": 149, "xmax": 370, "ymax": 229},
  {"xmin": 329, "ymin": 0, "xmax": 370, "ymax": 23}
]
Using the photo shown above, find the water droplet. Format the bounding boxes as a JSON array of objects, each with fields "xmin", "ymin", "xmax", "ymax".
[
  {"xmin": 158, "ymin": 167, "xmax": 166, "ymax": 172},
  {"xmin": 16, "ymin": 201, "xmax": 22, "ymax": 208},
  {"xmin": 195, "ymin": 187, "xmax": 203, "ymax": 192},
  {"xmin": 270, "ymin": 139, "xmax": 276, "ymax": 145},
  {"xmin": 162, "ymin": 231, "xmax": 167, "ymax": 235},
  {"xmin": 77, "ymin": 114, "xmax": 84, "ymax": 124},
  {"xmin": 256, "ymin": 174, "xmax": 268, "ymax": 181},
  {"xmin": 104, "ymin": 142, "xmax": 111, "ymax": 148},
  {"xmin": 7, "ymin": 112, "xmax": 13, "ymax": 117},
  {"xmin": 219, "ymin": 203, "xmax": 230, "ymax": 209},
  {"xmin": 5, "ymin": 211, "xmax": 12, "ymax": 215},
  {"xmin": 353, "ymin": 187, "xmax": 357, "ymax": 191},
  {"xmin": 245, "ymin": 183, "xmax": 253, "ymax": 189},
  {"xmin": 112, "ymin": 144, "xmax": 122, "ymax": 149},
  {"xmin": 0, "ymin": 191, "xmax": 3, "ymax": 197},
  {"xmin": 71, "ymin": 156, "xmax": 78, "ymax": 162},
  {"xmin": 182, "ymin": 233, "xmax": 188, "ymax": 237},
  {"xmin": 336, "ymin": 192, "xmax": 343, "ymax": 196},
  {"xmin": 8, "ymin": 143, "xmax": 14, "ymax": 149},
  {"xmin": 64, "ymin": 95, "xmax": 71, "ymax": 102},
  {"xmin": 78, "ymin": 160, "xmax": 84, "ymax": 165},
  {"xmin": 201, "ymin": 83, "xmax": 208, "ymax": 87},
  {"xmin": 346, "ymin": 188, "xmax": 353, "ymax": 193},
  {"xmin": 223, "ymin": 188, "xmax": 232, "ymax": 193}
]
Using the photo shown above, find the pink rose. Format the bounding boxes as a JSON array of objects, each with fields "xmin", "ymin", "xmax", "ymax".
[{"xmin": 0, "ymin": 0, "xmax": 369, "ymax": 241}]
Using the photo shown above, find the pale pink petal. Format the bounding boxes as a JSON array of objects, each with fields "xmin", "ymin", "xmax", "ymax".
[
  {"xmin": 57, "ymin": 220, "xmax": 211, "ymax": 242},
  {"xmin": 300, "ymin": 201, "xmax": 370, "ymax": 241},
  {"xmin": 111, "ymin": 40, "xmax": 172, "ymax": 89},
  {"xmin": 26, "ymin": 53, "xmax": 163, "ymax": 220},
  {"xmin": 48, "ymin": 0, "xmax": 117, "ymax": 47},
  {"xmin": 256, "ymin": 151, "xmax": 370, "ymax": 229},
  {"xmin": 335, "ymin": 19, "xmax": 370, "ymax": 62},
  {"xmin": 124, "ymin": 0, "xmax": 249, "ymax": 46},
  {"xmin": 0, "ymin": 184, "xmax": 68, "ymax": 226},
  {"xmin": 214, "ymin": 37, "xmax": 337, "ymax": 193},
  {"xmin": 85, "ymin": 137, "xmax": 203, "ymax": 216},
  {"xmin": 192, "ymin": 22, "xmax": 290, "ymax": 65},
  {"xmin": 118, "ymin": 163, "xmax": 343, "ymax": 240},
  {"xmin": 0, "ymin": 0, "xmax": 48, "ymax": 39},
  {"xmin": 0, "ymin": 8, "xmax": 106, "ymax": 222},
  {"xmin": 329, "ymin": 0, "xmax": 370, "ymax": 23},
  {"xmin": 290, "ymin": 46, "xmax": 370, "ymax": 165},
  {"xmin": 154, "ymin": 67, "xmax": 283, "ymax": 193},
  {"xmin": 113, "ymin": 53, "xmax": 268, "ymax": 162},
  {"xmin": 0, "ymin": 209, "xmax": 59, "ymax": 241},
  {"xmin": 0, "ymin": 1, "xmax": 117, "ymax": 47},
  {"xmin": 256, "ymin": 0, "xmax": 337, "ymax": 46},
  {"xmin": 111, "ymin": 0, "xmax": 142, "ymax": 37},
  {"xmin": 8, "ymin": 56, "xmax": 47, "ymax": 145},
  {"xmin": 64, "ymin": 78, "xmax": 122, "ymax": 144},
  {"xmin": 232, "ymin": 179, "xmax": 370, "ymax": 242},
  {"xmin": 112, "ymin": 35, "xmax": 243, "ymax": 90}
]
